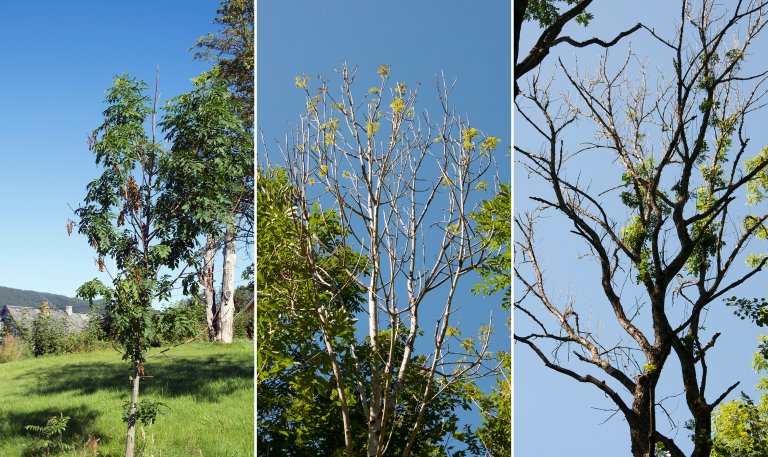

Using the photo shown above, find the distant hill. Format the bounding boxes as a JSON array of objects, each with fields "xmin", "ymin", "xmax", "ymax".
[{"xmin": 0, "ymin": 285, "xmax": 96, "ymax": 314}]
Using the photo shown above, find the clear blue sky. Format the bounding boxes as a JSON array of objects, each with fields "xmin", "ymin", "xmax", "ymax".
[
  {"xmin": 257, "ymin": 0, "xmax": 511, "ymax": 446},
  {"xmin": 515, "ymin": 1, "xmax": 768, "ymax": 455},
  {"xmin": 0, "ymin": 1, "xmax": 249, "ymax": 303}
]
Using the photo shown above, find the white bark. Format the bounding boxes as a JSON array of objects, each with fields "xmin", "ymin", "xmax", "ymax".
[
  {"xmin": 202, "ymin": 234, "xmax": 217, "ymax": 340},
  {"xmin": 218, "ymin": 226, "xmax": 237, "ymax": 343},
  {"xmin": 286, "ymin": 65, "xmax": 497, "ymax": 456}
]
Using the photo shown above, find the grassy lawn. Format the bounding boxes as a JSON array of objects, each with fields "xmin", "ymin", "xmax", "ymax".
[{"xmin": 0, "ymin": 340, "xmax": 254, "ymax": 457}]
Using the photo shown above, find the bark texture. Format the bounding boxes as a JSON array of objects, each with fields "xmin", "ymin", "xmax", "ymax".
[{"xmin": 218, "ymin": 226, "xmax": 237, "ymax": 343}]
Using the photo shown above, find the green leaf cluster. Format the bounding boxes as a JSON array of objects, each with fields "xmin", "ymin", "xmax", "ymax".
[
  {"xmin": 24, "ymin": 413, "xmax": 73, "ymax": 456},
  {"xmin": 524, "ymin": 0, "xmax": 593, "ymax": 28},
  {"xmin": 712, "ymin": 336, "xmax": 768, "ymax": 456},
  {"xmin": 471, "ymin": 184, "xmax": 511, "ymax": 310}
]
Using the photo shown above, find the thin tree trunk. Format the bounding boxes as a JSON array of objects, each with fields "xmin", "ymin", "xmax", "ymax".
[
  {"xmin": 124, "ymin": 360, "xmax": 141, "ymax": 457},
  {"xmin": 218, "ymin": 226, "xmax": 237, "ymax": 343},
  {"xmin": 317, "ymin": 312, "xmax": 356, "ymax": 457},
  {"xmin": 202, "ymin": 234, "xmax": 217, "ymax": 340}
]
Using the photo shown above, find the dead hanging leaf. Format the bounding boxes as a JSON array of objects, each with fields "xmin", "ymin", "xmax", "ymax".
[
  {"xmin": 66, "ymin": 219, "xmax": 75, "ymax": 236},
  {"xmin": 128, "ymin": 176, "xmax": 141, "ymax": 210}
]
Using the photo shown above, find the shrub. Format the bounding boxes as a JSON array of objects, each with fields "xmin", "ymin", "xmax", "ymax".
[
  {"xmin": 150, "ymin": 299, "xmax": 206, "ymax": 345},
  {"xmin": 0, "ymin": 334, "xmax": 31, "ymax": 362},
  {"xmin": 29, "ymin": 314, "xmax": 68, "ymax": 357},
  {"xmin": 233, "ymin": 310, "xmax": 253, "ymax": 340},
  {"xmin": 23, "ymin": 413, "xmax": 72, "ymax": 457},
  {"xmin": 65, "ymin": 318, "xmax": 103, "ymax": 353}
]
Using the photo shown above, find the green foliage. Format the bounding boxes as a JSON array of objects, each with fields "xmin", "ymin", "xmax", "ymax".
[
  {"xmin": 472, "ymin": 184, "xmax": 511, "ymax": 310},
  {"xmin": 75, "ymin": 74, "xmax": 212, "ymax": 363},
  {"xmin": 470, "ymin": 351, "xmax": 511, "ymax": 457},
  {"xmin": 643, "ymin": 363, "xmax": 658, "ymax": 374},
  {"xmin": 257, "ymin": 167, "xmax": 481, "ymax": 455},
  {"xmin": 160, "ymin": 67, "xmax": 253, "ymax": 241},
  {"xmin": 28, "ymin": 314, "xmax": 67, "ymax": 357},
  {"xmin": 712, "ymin": 336, "xmax": 768, "ymax": 456},
  {"xmin": 257, "ymin": 167, "xmax": 366, "ymax": 381},
  {"xmin": 192, "ymin": 0, "xmax": 254, "ymax": 127},
  {"xmin": 524, "ymin": 0, "xmax": 593, "ymax": 28},
  {"xmin": 23, "ymin": 413, "xmax": 73, "ymax": 457},
  {"xmin": 234, "ymin": 311, "xmax": 253, "ymax": 340},
  {"xmin": 150, "ymin": 300, "xmax": 205, "ymax": 346},
  {"xmin": 726, "ymin": 296, "xmax": 768, "ymax": 327},
  {"xmin": 745, "ymin": 146, "xmax": 768, "ymax": 204},
  {"xmin": 233, "ymin": 284, "xmax": 254, "ymax": 340},
  {"xmin": 686, "ymin": 189, "xmax": 720, "ymax": 276},
  {"xmin": 258, "ymin": 328, "xmax": 477, "ymax": 456},
  {"xmin": 122, "ymin": 400, "xmax": 167, "ymax": 426},
  {"xmin": 655, "ymin": 442, "xmax": 672, "ymax": 457}
]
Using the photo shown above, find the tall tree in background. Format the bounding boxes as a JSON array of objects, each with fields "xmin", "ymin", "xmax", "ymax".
[
  {"xmin": 193, "ymin": 0, "xmax": 254, "ymax": 128},
  {"xmin": 190, "ymin": 0, "xmax": 254, "ymax": 342},
  {"xmin": 161, "ymin": 69, "xmax": 252, "ymax": 343},
  {"xmin": 75, "ymin": 74, "xmax": 203, "ymax": 457},
  {"xmin": 516, "ymin": 1, "xmax": 768, "ymax": 456}
]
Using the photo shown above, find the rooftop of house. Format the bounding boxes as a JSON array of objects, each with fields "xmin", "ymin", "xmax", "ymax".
[{"xmin": 0, "ymin": 304, "xmax": 90, "ymax": 333}]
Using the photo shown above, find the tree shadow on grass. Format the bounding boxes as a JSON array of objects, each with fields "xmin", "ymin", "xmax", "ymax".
[
  {"xmin": 14, "ymin": 353, "xmax": 253, "ymax": 402},
  {"xmin": 0, "ymin": 404, "xmax": 107, "ymax": 453}
]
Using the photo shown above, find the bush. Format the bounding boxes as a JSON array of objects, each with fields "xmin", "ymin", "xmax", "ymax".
[
  {"xmin": 233, "ymin": 310, "xmax": 253, "ymax": 340},
  {"xmin": 65, "ymin": 317, "xmax": 103, "ymax": 353},
  {"xmin": 0, "ymin": 334, "xmax": 31, "ymax": 362},
  {"xmin": 29, "ymin": 315, "xmax": 68, "ymax": 357},
  {"xmin": 23, "ymin": 413, "xmax": 72, "ymax": 457},
  {"xmin": 150, "ymin": 299, "xmax": 207, "ymax": 346}
]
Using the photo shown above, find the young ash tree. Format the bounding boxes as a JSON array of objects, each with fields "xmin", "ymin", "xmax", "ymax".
[
  {"xmin": 74, "ymin": 74, "xmax": 205, "ymax": 457},
  {"xmin": 260, "ymin": 64, "xmax": 504, "ymax": 456},
  {"xmin": 516, "ymin": 1, "xmax": 768, "ymax": 456},
  {"xmin": 193, "ymin": 0, "xmax": 254, "ymax": 127}
]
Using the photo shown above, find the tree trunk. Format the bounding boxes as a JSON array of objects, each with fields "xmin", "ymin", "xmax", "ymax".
[
  {"xmin": 629, "ymin": 424, "xmax": 652, "ymax": 457},
  {"xmin": 689, "ymin": 408, "xmax": 713, "ymax": 457},
  {"xmin": 217, "ymin": 226, "xmax": 237, "ymax": 343},
  {"xmin": 628, "ymin": 372, "xmax": 657, "ymax": 457},
  {"xmin": 124, "ymin": 360, "xmax": 141, "ymax": 457},
  {"xmin": 202, "ymin": 234, "xmax": 217, "ymax": 340}
]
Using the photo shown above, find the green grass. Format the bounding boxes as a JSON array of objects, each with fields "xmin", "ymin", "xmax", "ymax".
[{"xmin": 0, "ymin": 341, "xmax": 254, "ymax": 457}]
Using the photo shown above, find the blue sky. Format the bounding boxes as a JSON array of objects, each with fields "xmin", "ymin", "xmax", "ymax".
[
  {"xmin": 0, "ymin": 1, "xmax": 249, "ymax": 303},
  {"xmin": 257, "ymin": 0, "xmax": 511, "ymax": 445},
  {"xmin": 515, "ymin": 1, "xmax": 768, "ymax": 455}
]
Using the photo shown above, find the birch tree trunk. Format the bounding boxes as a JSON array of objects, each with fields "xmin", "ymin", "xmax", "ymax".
[
  {"xmin": 202, "ymin": 234, "xmax": 218, "ymax": 340},
  {"xmin": 218, "ymin": 226, "xmax": 237, "ymax": 343}
]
